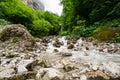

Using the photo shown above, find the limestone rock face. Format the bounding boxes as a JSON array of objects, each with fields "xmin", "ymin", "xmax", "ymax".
[{"xmin": 22, "ymin": 0, "xmax": 44, "ymax": 10}]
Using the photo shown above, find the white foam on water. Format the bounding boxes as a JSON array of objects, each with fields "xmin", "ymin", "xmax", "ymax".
[{"xmin": 45, "ymin": 36, "xmax": 120, "ymax": 77}]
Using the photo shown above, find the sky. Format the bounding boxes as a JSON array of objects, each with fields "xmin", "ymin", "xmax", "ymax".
[{"xmin": 39, "ymin": 0, "xmax": 63, "ymax": 16}]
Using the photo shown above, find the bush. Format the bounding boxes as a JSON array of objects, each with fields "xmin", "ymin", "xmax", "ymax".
[
  {"xmin": 0, "ymin": 0, "xmax": 38, "ymax": 27},
  {"xmin": 31, "ymin": 19, "xmax": 53, "ymax": 37},
  {"xmin": 0, "ymin": 19, "xmax": 10, "ymax": 27},
  {"xmin": 0, "ymin": 0, "xmax": 61, "ymax": 37},
  {"xmin": 81, "ymin": 26, "xmax": 97, "ymax": 37},
  {"xmin": 36, "ymin": 11, "xmax": 61, "ymax": 35},
  {"xmin": 72, "ymin": 26, "xmax": 84, "ymax": 36},
  {"xmin": 107, "ymin": 2, "xmax": 120, "ymax": 19},
  {"xmin": 112, "ymin": 33, "xmax": 120, "ymax": 43},
  {"xmin": 60, "ymin": 31, "xmax": 71, "ymax": 36}
]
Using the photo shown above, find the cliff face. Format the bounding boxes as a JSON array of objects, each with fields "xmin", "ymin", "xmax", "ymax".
[{"xmin": 22, "ymin": 0, "xmax": 44, "ymax": 10}]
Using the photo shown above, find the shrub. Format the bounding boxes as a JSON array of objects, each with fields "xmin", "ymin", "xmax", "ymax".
[
  {"xmin": 81, "ymin": 26, "xmax": 97, "ymax": 37},
  {"xmin": 107, "ymin": 2, "xmax": 120, "ymax": 19},
  {"xmin": 0, "ymin": 0, "xmax": 38, "ymax": 27},
  {"xmin": 31, "ymin": 19, "xmax": 53, "ymax": 37},
  {"xmin": 112, "ymin": 33, "xmax": 120, "ymax": 43},
  {"xmin": 60, "ymin": 31, "xmax": 71, "ymax": 36},
  {"xmin": 0, "ymin": 0, "xmax": 61, "ymax": 37},
  {"xmin": 36, "ymin": 11, "xmax": 61, "ymax": 35},
  {"xmin": 0, "ymin": 19, "xmax": 10, "ymax": 27},
  {"xmin": 72, "ymin": 26, "xmax": 84, "ymax": 36}
]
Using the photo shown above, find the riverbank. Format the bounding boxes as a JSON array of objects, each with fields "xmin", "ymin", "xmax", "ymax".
[{"xmin": 0, "ymin": 35, "xmax": 120, "ymax": 80}]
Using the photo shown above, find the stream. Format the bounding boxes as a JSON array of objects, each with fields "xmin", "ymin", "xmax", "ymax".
[{"xmin": 0, "ymin": 36, "xmax": 120, "ymax": 80}]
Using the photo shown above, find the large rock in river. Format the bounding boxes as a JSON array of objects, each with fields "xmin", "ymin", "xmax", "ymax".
[{"xmin": 0, "ymin": 24, "xmax": 35, "ymax": 48}]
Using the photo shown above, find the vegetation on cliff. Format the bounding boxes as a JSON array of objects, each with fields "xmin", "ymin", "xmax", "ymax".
[
  {"xmin": 0, "ymin": 0, "xmax": 60, "ymax": 37},
  {"xmin": 0, "ymin": 0, "xmax": 120, "ymax": 42},
  {"xmin": 60, "ymin": 0, "xmax": 120, "ymax": 42}
]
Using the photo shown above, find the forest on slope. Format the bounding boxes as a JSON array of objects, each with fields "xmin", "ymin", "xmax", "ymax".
[{"xmin": 0, "ymin": 0, "xmax": 120, "ymax": 42}]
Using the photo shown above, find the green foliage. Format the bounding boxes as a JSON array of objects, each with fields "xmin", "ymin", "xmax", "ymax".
[
  {"xmin": 60, "ymin": 31, "xmax": 70, "ymax": 36},
  {"xmin": 37, "ymin": 11, "xmax": 61, "ymax": 35},
  {"xmin": 107, "ymin": 2, "xmax": 120, "ymax": 19},
  {"xmin": 0, "ymin": 19, "xmax": 10, "ymax": 27},
  {"xmin": 81, "ymin": 26, "xmax": 97, "ymax": 37},
  {"xmin": 0, "ymin": 0, "xmax": 37, "ymax": 25},
  {"xmin": 61, "ymin": 0, "xmax": 120, "ymax": 35},
  {"xmin": 0, "ymin": 0, "xmax": 61, "ymax": 37},
  {"xmin": 72, "ymin": 20, "xmax": 85, "ymax": 36},
  {"xmin": 97, "ymin": 19, "xmax": 120, "ymax": 27},
  {"xmin": 112, "ymin": 33, "xmax": 120, "ymax": 43},
  {"xmin": 72, "ymin": 26, "xmax": 84, "ymax": 36},
  {"xmin": 31, "ymin": 19, "xmax": 53, "ymax": 37},
  {"xmin": 93, "ymin": 27, "xmax": 116, "ymax": 41}
]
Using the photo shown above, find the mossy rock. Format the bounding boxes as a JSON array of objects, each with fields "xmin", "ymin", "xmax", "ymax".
[
  {"xmin": 0, "ymin": 24, "xmax": 33, "ymax": 41},
  {"xmin": 93, "ymin": 27, "xmax": 120, "ymax": 42},
  {"xmin": 0, "ymin": 24, "xmax": 35, "ymax": 47}
]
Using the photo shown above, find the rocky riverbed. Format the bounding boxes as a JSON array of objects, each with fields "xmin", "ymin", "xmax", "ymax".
[{"xmin": 0, "ymin": 24, "xmax": 120, "ymax": 80}]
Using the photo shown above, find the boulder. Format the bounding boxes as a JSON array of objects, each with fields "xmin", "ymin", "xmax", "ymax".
[
  {"xmin": 0, "ymin": 24, "xmax": 35, "ymax": 47},
  {"xmin": 85, "ymin": 71, "xmax": 110, "ymax": 80},
  {"xmin": 53, "ymin": 39, "xmax": 64, "ymax": 47},
  {"xmin": 17, "ymin": 65, "xmax": 28, "ymax": 74},
  {"xmin": 60, "ymin": 52, "xmax": 72, "ymax": 57},
  {"xmin": 67, "ymin": 43, "xmax": 74, "ymax": 49},
  {"xmin": 17, "ymin": 60, "xmax": 35, "ymax": 74},
  {"xmin": 0, "ymin": 68, "xmax": 15, "ymax": 79}
]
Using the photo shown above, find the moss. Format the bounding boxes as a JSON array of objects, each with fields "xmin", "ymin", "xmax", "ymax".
[{"xmin": 93, "ymin": 27, "xmax": 120, "ymax": 41}]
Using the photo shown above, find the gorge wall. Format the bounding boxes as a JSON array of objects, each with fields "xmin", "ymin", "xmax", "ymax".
[{"xmin": 22, "ymin": 0, "xmax": 44, "ymax": 10}]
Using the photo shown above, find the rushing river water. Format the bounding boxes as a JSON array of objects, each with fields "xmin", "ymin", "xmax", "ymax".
[
  {"xmin": 45, "ymin": 36, "xmax": 120, "ymax": 78},
  {"xmin": 0, "ymin": 36, "xmax": 120, "ymax": 80}
]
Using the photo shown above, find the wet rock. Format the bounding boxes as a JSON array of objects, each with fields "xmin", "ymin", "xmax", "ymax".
[
  {"xmin": 54, "ymin": 49, "xmax": 59, "ymax": 52},
  {"xmin": 61, "ymin": 59, "xmax": 72, "ymax": 66},
  {"xmin": 60, "ymin": 52, "xmax": 72, "ymax": 57},
  {"xmin": 103, "ymin": 48, "xmax": 108, "ymax": 53},
  {"xmin": 41, "ymin": 38, "xmax": 50, "ymax": 43},
  {"xmin": 0, "ymin": 68, "xmax": 15, "ymax": 79},
  {"xmin": 7, "ymin": 72, "xmax": 37, "ymax": 80},
  {"xmin": 85, "ymin": 47, "xmax": 89, "ymax": 50},
  {"xmin": 85, "ymin": 71, "xmax": 110, "ymax": 80},
  {"xmin": 16, "ymin": 59, "xmax": 36, "ymax": 74},
  {"xmin": 53, "ymin": 63, "xmax": 64, "ymax": 69},
  {"xmin": 17, "ymin": 60, "xmax": 35, "ymax": 68},
  {"xmin": 68, "ymin": 43, "xmax": 74, "ymax": 49},
  {"xmin": 80, "ymin": 75, "xmax": 87, "ymax": 80},
  {"xmin": 63, "ymin": 64, "xmax": 75, "ymax": 72},
  {"xmin": 6, "ymin": 53, "xmax": 18, "ymax": 58},
  {"xmin": 38, "ymin": 55, "xmax": 52, "ymax": 68},
  {"xmin": 17, "ymin": 65, "xmax": 28, "ymax": 74},
  {"xmin": 36, "ymin": 68, "xmax": 64, "ymax": 80},
  {"xmin": 67, "ymin": 40, "xmax": 71, "ymax": 45},
  {"xmin": 26, "ymin": 60, "xmax": 38, "ymax": 71},
  {"xmin": 53, "ymin": 40, "xmax": 64, "ymax": 47},
  {"xmin": 71, "ymin": 72, "xmax": 80, "ymax": 78}
]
